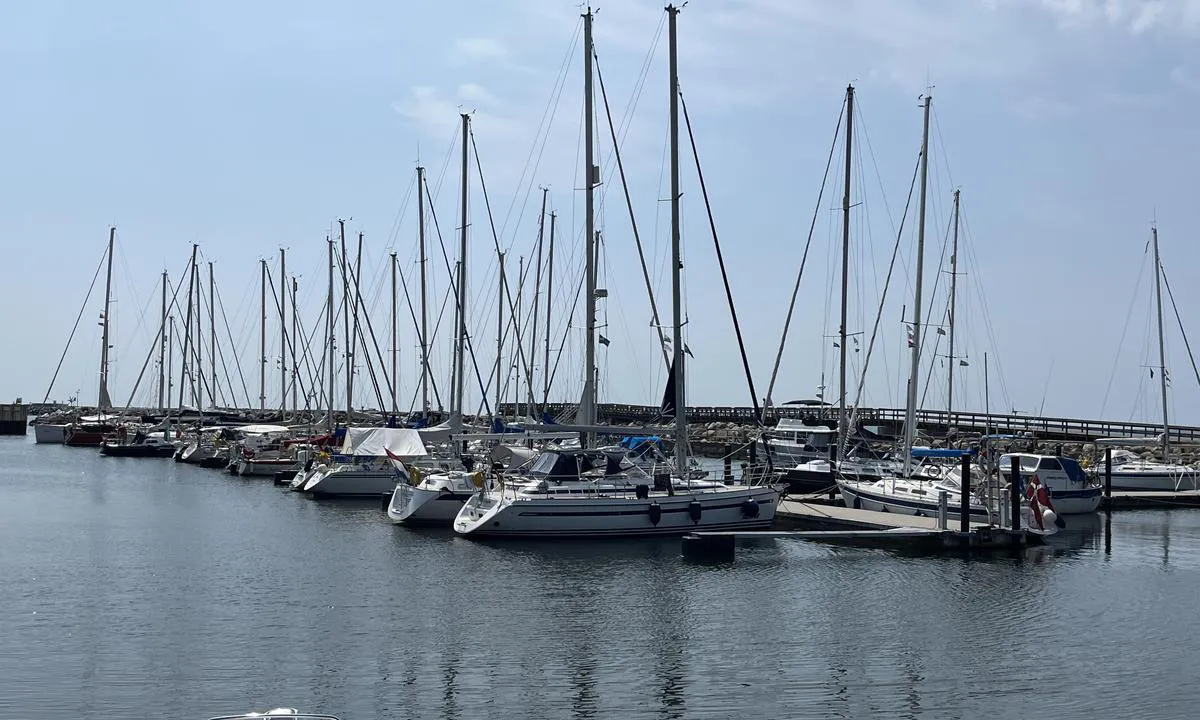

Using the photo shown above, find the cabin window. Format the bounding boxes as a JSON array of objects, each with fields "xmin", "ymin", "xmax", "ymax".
[{"xmin": 1036, "ymin": 457, "xmax": 1062, "ymax": 471}]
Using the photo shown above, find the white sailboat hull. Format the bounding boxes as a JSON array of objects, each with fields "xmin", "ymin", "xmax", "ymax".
[
  {"xmin": 34, "ymin": 424, "xmax": 67, "ymax": 444},
  {"xmin": 838, "ymin": 480, "xmax": 992, "ymax": 523},
  {"xmin": 1106, "ymin": 470, "xmax": 1199, "ymax": 492},
  {"xmin": 453, "ymin": 485, "xmax": 781, "ymax": 538},
  {"xmin": 302, "ymin": 466, "xmax": 397, "ymax": 497},
  {"xmin": 236, "ymin": 458, "xmax": 299, "ymax": 477},
  {"xmin": 387, "ymin": 483, "xmax": 473, "ymax": 525}
]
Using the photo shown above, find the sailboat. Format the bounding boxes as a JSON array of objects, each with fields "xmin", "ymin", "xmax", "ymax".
[
  {"xmin": 453, "ymin": 6, "xmax": 781, "ymax": 539},
  {"xmin": 1091, "ymin": 225, "xmax": 1199, "ymax": 491},
  {"xmin": 63, "ymin": 227, "xmax": 120, "ymax": 447},
  {"xmin": 834, "ymin": 96, "xmax": 1055, "ymax": 534}
]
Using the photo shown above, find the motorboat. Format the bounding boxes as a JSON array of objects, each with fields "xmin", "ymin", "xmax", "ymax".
[
  {"xmin": 207, "ymin": 710, "xmax": 339, "ymax": 720},
  {"xmin": 1094, "ymin": 448, "xmax": 1199, "ymax": 492},
  {"xmin": 453, "ymin": 449, "xmax": 782, "ymax": 539},
  {"xmin": 993, "ymin": 453, "xmax": 1102, "ymax": 514},
  {"xmin": 99, "ymin": 428, "xmax": 179, "ymax": 458},
  {"xmin": 756, "ymin": 419, "xmax": 837, "ymax": 465}
]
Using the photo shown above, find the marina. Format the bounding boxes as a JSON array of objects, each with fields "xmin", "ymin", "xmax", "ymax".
[{"xmin": 6, "ymin": 1, "xmax": 1200, "ymax": 718}]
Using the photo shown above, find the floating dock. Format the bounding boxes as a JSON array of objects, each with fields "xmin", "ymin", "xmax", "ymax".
[
  {"xmin": 681, "ymin": 498, "xmax": 1032, "ymax": 561},
  {"xmin": 1103, "ymin": 491, "xmax": 1200, "ymax": 510},
  {"xmin": 0, "ymin": 403, "xmax": 27, "ymax": 435}
]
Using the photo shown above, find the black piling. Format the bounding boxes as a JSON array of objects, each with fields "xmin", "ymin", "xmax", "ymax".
[
  {"xmin": 723, "ymin": 454, "xmax": 733, "ymax": 484},
  {"xmin": 681, "ymin": 533, "xmax": 735, "ymax": 562},
  {"xmin": 1104, "ymin": 447, "xmax": 1112, "ymax": 499},
  {"xmin": 380, "ymin": 492, "xmax": 392, "ymax": 513},
  {"xmin": 960, "ymin": 453, "xmax": 971, "ymax": 533},
  {"xmin": 1009, "ymin": 456, "xmax": 1021, "ymax": 532}
]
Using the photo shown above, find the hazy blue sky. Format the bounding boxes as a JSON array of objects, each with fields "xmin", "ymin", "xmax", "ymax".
[{"xmin": 4, "ymin": 0, "xmax": 1200, "ymax": 425}]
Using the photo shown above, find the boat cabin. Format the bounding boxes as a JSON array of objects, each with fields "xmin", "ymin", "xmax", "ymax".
[{"xmin": 768, "ymin": 419, "xmax": 836, "ymax": 449}]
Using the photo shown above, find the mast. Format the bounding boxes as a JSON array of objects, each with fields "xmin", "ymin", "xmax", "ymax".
[
  {"xmin": 279, "ymin": 248, "xmax": 287, "ymax": 421},
  {"xmin": 352, "ymin": 232, "xmax": 364, "ymax": 415},
  {"xmin": 516, "ymin": 255, "xmax": 525, "ymax": 418},
  {"xmin": 531, "ymin": 188, "xmax": 548, "ymax": 419},
  {"xmin": 902, "ymin": 94, "xmax": 933, "ymax": 479},
  {"xmin": 326, "ymin": 235, "xmax": 336, "ymax": 432},
  {"xmin": 947, "ymin": 188, "xmax": 961, "ymax": 423},
  {"xmin": 543, "ymin": 211, "xmax": 557, "ymax": 411},
  {"xmin": 453, "ymin": 113, "xmax": 470, "ymax": 432},
  {"xmin": 1152, "ymin": 224, "xmax": 1170, "ymax": 457},
  {"xmin": 417, "ymin": 165, "xmax": 431, "ymax": 416},
  {"xmin": 339, "ymin": 220, "xmax": 352, "ymax": 422},
  {"xmin": 97, "ymin": 227, "xmax": 116, "ymax": 411},
  {"xmin": 192, "ymin": 259, "xmax": 202, "ymax": 411},
  {"xmin": 581, "ymin": 7, "xmax": 598, "ymax": 439},
  {"xmin": 837, "ymin": 84, "xmax": 854, "ymax": 463},
  {"xmin": 167, "ymin": 315, "xmax": 175, "ymax": 413},
  {"xmin": 667, "ymin": 4, "xmax": 686, "ymax": 480},
  {"xmin": 178, "ymin": 243, "xmax": 197, "ymax": 411},
  {"xmin": 158, "ymin": 270, "xmax": 168, "ymax": 413},
  {"xmin": 208, "ymin": 262, "xmax": 216, "ymax": 409},
  {"xmin": 291, "ymin": 276, "xmax": 299, "ymax": 413},
  {"xmin": 983, "ymin": 352, "xmax": 990, "ymax": 437},
  {"xmin": 390, "ymin": 250, "xmax": 398, "ymax": 415},
  {"xmin": 495, "ymin": 251, "xmax": 506, "ymax": 419},
  {"xmin": 259, "ymin": 259, "xmax": 267, "ymax": 410}
]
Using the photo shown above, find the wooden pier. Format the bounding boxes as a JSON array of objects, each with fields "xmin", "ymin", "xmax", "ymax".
[{"xmin": 507, "ymin": 402, "xmax": 1200, "ymax": 444}]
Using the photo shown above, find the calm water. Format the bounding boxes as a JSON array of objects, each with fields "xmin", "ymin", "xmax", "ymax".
[{"xmin": 1, "ymin": 435, "xmax": 1198, "ymax": 720}]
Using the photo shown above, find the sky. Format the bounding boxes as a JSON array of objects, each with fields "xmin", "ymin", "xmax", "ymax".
[{"xmin": 3, "ymin": 0, "xmax": 1200, "ymax": 426}]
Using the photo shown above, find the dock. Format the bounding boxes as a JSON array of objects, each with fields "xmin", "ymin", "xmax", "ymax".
[
  {"xmin": 0, "ymin": 402, "xmax": 27, "ymax": 435},
  {"xmin": 1103, "ymin": 491, "xmax": 1200, "ymax": 510},
  {"xmin": 682, "ymin": 497, "xmax": 1031, "ymax": 561}
]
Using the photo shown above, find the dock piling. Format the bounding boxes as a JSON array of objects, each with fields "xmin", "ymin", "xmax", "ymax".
[
  {"xmin": 1104, "ymin": 447, "xmax": 1112, "ymax": 499},
  {"xmin": 937, "ymin": 491, "xmax": 948, "ymax": 530},
  {"xmin": 960, "ymin": 453, "xmax": 971, "ymax": 532},
  {"xmin": 1009, "ymin": 456, "xmax": 1021, "ymax": 532}
]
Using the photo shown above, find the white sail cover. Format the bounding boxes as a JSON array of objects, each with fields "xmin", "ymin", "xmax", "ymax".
[{"xmin": 339, "ymin": 427, "xmax": 427, "ymax": 458}]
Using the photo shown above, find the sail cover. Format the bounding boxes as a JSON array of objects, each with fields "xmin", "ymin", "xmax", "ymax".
[{"xmin": 339, "ymin": 427, "xmax": 427, "ymax": 458}]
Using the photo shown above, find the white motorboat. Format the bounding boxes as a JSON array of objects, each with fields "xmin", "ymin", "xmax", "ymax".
[
  {"xmin": 992, "ymin": 453, "xmax": 1102, "ymax": 514},
  {"xmin": 208, "ymin": 710, "xmax": 339, "ymax": 720},
  {"xmin": 1095, "ymin": 448, "xmax": 1199, "ymax": 491},
  {"xmin": 453, "ymin": 449, "xmax": 781, "ymax": 539},
  {"xmin": 756, "ymin": 419, "xmax": 837, "ymax": 465}
]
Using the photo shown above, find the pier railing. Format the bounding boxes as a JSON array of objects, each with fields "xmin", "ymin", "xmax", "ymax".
[{"xmin": 503, "ymin": 402, "xmax": 1200, "ymax": 443}]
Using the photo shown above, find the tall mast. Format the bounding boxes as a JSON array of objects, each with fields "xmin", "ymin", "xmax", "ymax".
[
  {"xmin": 837, "ymin": 84, "xmax": 854, "ymax": 463},
  {"xmin": 454, "ymin": 113, "xmax": 470, "ymax": 431},
  {"xmin": 531, "ymin": 188, "xmax": 548, "ymax": 418},
  {"xmin": 902, "ymin": 94, "xmax": 932, "ymax": 479},
  {"xmin": 516, "ymin": 255, "xmax": 525, "ymax": 418},
  {"xmin": 259, "ymin": 259, "xmax": 267, "ymax": 410},
  {"xmin": 178, "ymin": 244, "xmax": 196, "ymax": 410},
  {"xmin": 667, "ymin": 4, "xmax": 686, "ymax": 478},
  {"xmin": 947, "ymin": 188, "xmax": 961, "ymax": 423},
  {"xmin": 279, "ymin": 248, "xmax": 287, "ymax": 421},
  {"xmin": 543, "ymin": 211, "xmax": 556, "ymax": 411},
  {"xmin": 495, "ymin": 251, "xmax": 506, "ymax": 418},
  {"xmin": 167, "ymin": 315, "xmax": 175, "ymax": 412},
  {"xmin": 353, "ymin": 232, "xmax": 364, "ymax": 415},
  {"xmin": 339, "ymin": 220, "xmax": 352, "ymax": 422},
  {"xmin": 1152, "ymin": 224, "xmax": 1170, "ymax": 457},
  {"xmin": 417, "ymin": 166, "xmax": 431, "ymax": 416},
  {"xmin": 97, "ymin": 227, "xmax": 116, "ymax": 411},
  {"xmin": 390, "ymin": 250, "xmax": 398, "ymax": 415},
  {"xmin": 581, "ymin": 7, "xmax": 598, "ymax": 439},
  {"xmin": 291, "ymin": 276, "xmax": 299, "ymax": 413},
  {"xmin": 192, "ymin": 259, "xmax": 201, "ymax": 410},
  {"xmin": 208, "ymin": 261, "xmax": 216, "ymax": 409},
  {"xmin": 326, "ymin": 235, "xmax": 336, "ymax": 432},
  {"xmin": 158, "ymin": 270, "xmax": 168, "ymax": 413}
]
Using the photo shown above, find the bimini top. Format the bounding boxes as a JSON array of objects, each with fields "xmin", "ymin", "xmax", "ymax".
[{"xmin": 910, "ymin": 447, "xmax": 975, "ymax": 458}]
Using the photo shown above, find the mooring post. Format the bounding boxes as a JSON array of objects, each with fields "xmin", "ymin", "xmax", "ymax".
[
  {"xmin": 1104, "ymin": 447, "xmax": 1112, "ymax": 500},
  {"xmin": 1009, "ymin": 455, "xmax": 1022, "ymax": 532},
  {"xmin": 681, "ymin": 533, "xmax": 736, "ymax": 562},
  {"xmin": 960, "ymin": 453, "xmax": 971, "ymax": 532},
  {"xmin": 937, "ymin": 491, "xmax": 948, "ymax": 530},
  {"xmin": 723, "ymin": 453, "xmax": 733, "ymax": 484}
]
